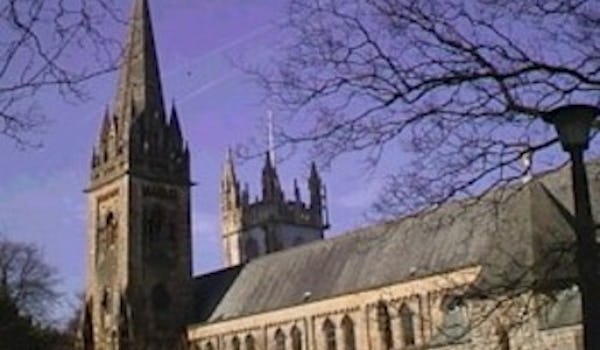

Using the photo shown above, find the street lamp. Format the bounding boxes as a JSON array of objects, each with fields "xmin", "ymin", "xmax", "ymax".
[{"xmin": 543, "ymin": 104, "xmax": 600, "ymax": 350}]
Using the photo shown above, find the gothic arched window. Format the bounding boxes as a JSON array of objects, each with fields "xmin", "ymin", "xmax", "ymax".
[
  {"xmin": 323, "ymin": 318, "xmax": 337, "ymax": 350},
  {"xmin": 100, "ymin": 211, "xmax": 118, "ymax": 248},
  {"xmin": 441, "ymin": 295, "xmax": 469, "ymax": 341},
  {"xmin": 245, "ymin": 334, "xmax": 256, "ymax": 350},
  {"xmin": 399, "ymin": 303, "xmax": 416, "ymax": 346},
  {"xmin": 291, "ymin": 325, "xmax": 302, "ymax": 350},
  {"xmin": 106, "ymin": 211, "xmax": 115, "ymax": 227},
  {"xmin": 377, "ymin": 301, "xmax": 393, "ymax": 350},
  {"xmin": 232, "ymin": 336, "xmax": 240, "ymax": 350},
  {"xmin": 341, "ymin": 315, "xmax": 356, "ymax": 350},
  {"xmin": 275, "ymin": 328, "xmax": 286, "ymax": 350}
]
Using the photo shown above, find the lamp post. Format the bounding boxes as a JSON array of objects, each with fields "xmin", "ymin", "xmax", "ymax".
[{"xmin": 543, "ymin": 104, "xmax": 600, "ymax": 350}]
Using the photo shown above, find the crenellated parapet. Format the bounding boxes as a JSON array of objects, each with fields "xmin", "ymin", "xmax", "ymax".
[{"xmin": 240, "ymin": 190, "xmax": 326, "ymax": 229}]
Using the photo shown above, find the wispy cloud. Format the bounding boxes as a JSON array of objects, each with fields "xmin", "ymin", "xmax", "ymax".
[
  {"xmin": 165, "ymin": 24, "xmax": 272, "ymax": 78},
  {"xmin": 179, "ymin": 71, "xmax": 239, "ymax": 105}
]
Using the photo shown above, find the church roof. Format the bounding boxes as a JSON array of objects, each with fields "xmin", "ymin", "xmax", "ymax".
[{"xmin": 191, "ymin": 162, "xmax": 600, "ymax": 325}]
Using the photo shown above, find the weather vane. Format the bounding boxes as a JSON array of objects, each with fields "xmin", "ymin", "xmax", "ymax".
[{"xmin": 267, "ymin": 110, "xmax": 275, "ymax": 165}]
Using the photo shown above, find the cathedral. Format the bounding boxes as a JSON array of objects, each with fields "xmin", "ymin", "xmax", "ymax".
[{"xmin": 81, "ymin": 0, "xmax": 591, "ymax": 349}]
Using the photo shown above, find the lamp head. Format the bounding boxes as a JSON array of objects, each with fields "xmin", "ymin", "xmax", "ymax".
[{"xmin": 543, "ymin": 104, "xmax": 600, "ymax": 152}]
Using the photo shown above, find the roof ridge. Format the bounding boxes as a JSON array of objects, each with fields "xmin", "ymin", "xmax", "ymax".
[{"xmin": 225, "ymin": 160, "xmax": 590, "ymax": 271}]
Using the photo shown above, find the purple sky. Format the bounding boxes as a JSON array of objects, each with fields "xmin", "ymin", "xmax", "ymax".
[{"xmin": 0, "ymin": 0, "xmax": 384, "ymax": 317}]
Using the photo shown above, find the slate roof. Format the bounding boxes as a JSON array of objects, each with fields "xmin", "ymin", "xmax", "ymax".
[{"xmin": 190, "ymin": 162, "xmax": 600, "ymax": 325}]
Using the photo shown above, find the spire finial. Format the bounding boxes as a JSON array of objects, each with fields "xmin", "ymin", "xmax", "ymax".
[
  {"xmin": 223, "ymin": 147, "xmax": 237, "ymax": 183},
  {"xmin": 169, "ymin": 102, "xmax": 181, "ymax": 129},
  {"xmin": 226, "ymin": 147, "xmax": 234, "ymax": 162},
  {"xmin": 267, "ymin": 110, "xmax": 275, "ymax": 166}
]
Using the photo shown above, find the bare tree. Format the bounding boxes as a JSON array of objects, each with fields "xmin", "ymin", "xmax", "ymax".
[
  {"xmin": 0, "ymin": 0, "xmax": 124, "ymax": 146},
  {"xmin": 253, "ymin": 0, "xmax": 600, "ymax": 216},
  {"xmin": 0, "ymin": 236, "xmax": 61, "ymax": 323},
  {"xmin": 245, "ymin": 1, "xmax": 600, "ymax": 348}
]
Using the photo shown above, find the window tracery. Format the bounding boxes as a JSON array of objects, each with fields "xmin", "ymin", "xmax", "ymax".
[
  {"xmin": 291, "ymin": 325, "xmax": 302, "ymax": 350},
  {"xmin": 97, "ymin": 210, "xmax": 118, "ymax": 259},
  {"xmin": 105, "ymin": 211, "xmax": 118, "ymax": 246},
  {"xmin": 245, "ymin": 334, "xmax": 256, "ymax": 350},
  {"xmin": 323, "ymin": 318, "xmax": 337, "ymax": 350},
  {"xmin": 399, "ymin": 303, "xmax": 416, "ymax": 347},
  {"xmin": 377, "ymin": 301, "xmax": 393, "ymax": 350},
  {"xmin": 232, "ymin": 336, "xmax": 240, "ymax": 350},
  {"xmin": 341, "ymin": 315, "xmax": 356, "ymax": 350},
  {"xmin": 275, "ymin": 328, "xmax": 286, "ymax": 350}
]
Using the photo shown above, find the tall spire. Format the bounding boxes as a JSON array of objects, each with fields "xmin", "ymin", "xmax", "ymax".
[
  {"xmin": 113, "ymin": 0, "xmax": 165, "ymax": 123},
  {"xmin": 91, "ymin": 0, "xmax": 189, "ymax": 185}
]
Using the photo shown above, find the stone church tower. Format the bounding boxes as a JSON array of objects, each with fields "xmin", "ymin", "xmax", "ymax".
[
  {"xmin": 220, "ymin": 151, "xmax": 329, "ymax": 266},
  {"xmin": 81, "ymin": 0, "xmax": 192, "ymax": 349}
]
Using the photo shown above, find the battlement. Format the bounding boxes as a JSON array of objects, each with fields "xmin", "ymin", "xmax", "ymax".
[
  {"xmin": 220, "ymin": 151, "xmax": 329, "ymax": 266},
  {"xmin": 240, "ymin": 187, "xmax": 329, "ymax": 230}
]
